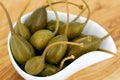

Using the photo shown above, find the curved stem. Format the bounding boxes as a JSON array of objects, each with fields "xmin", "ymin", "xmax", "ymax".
[
  {"xmin": 73, "ymin": 36, "xmax": 91, "ymax": 43},
  {"xmin": 58, "ymin": 55, "xmax": 75, "ymax": 71},
  {"xmin": 72, "ymin": 7, "xmax": 86, "ymax": 22},
  {"xmin": 44, "ymin": 1, "xmax": 83, "ymax": 9},
  {"xmin": 0, "ymin": 2, "xmax": 14, "ymax": 34},
  {"xmin": 82, "ymin": 0, "xmax": 90, "ymax": 26},
  {"xmin": 42, "ymin": 41, "xmax": 83, "ymax": 59},
  {"xmin": 102, "ymin": 25, "xmax": 120, "ymax": 40},
  {"xmin": 64, "ymin": 0, "xmax": 69, "ymax": 35},
  {"xmin": 47, "ymin": 0, "xmax": 59, "ymax": 36},
  {"xmin": 18, "ymin": 0, "xmax": 30, "ymax": 20},
  {"xmin": 98, "ymin": 48, "xmax": 117, "ymax": 57},
  {"xmin": 18, "ymin": 0, "xmax": 30, "ymax": 21}
]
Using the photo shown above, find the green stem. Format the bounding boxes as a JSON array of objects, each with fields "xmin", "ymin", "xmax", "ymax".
[
  {"xmin": 82, "ymin": 0, "xmax": 90, "ymax": 26},
  {"xmin": 65, "ymin": 0, "xmax": 69, "ymax": 35},
  {"xmin": 98, "ymin": 48, "xmax": 117, "ymax": 57},
  {"xmin": 72, "ymin": 7, "xmax": 86, "ymax": 22},
  {"xmin": 42, "ymin": 41, "xmax": 83, "ymax": 59},
  {"xmin": 58, "ymin": 55, "xmax": 75, "ymax": 71},
  {"xmin": 47, "ymin": 0, "xmax": 59, "ymax": 36},
  {"xmin": 74, "ymin": 0, "xmax": 90, "ymax": 26},
  {"xmin": 18, "ymin": 0, "xmax": 30, "ymax": 21},
  {"xmin": 0, "ymin": 2, "xmax": 14, "ymax": 34},
  {"xmin": 102, "ymin": 25, "xmax": 120, "ymax": 40},
  {"xmin": 44, "ymin": 1, "xmax": 83, "ymax": 9},
  {"xmin": 73, "ymin": 36, "xmax": 91, "ymax": 43}
]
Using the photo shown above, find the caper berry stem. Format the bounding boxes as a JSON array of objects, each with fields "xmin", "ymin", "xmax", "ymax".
[
  {"xmin": 42, "ymin": 41, "xmax": 84, "ymax": 59},
  {"xmin": 58, "ymin": 55, "xmax": 75, "ymax": 71},
  {"xmin": 101, "ymin": 25, "xmax": 120, "ymax": 40},
  {"xmin": 18, "ymin": 0, "xmax": 30, "ymax": 21},
  {"xmin": 82, "ymin": 0, "xmax": 90, "ymax": 26},
  {"xmin": 0, "ymin": 2, "xmax": 14, "ymax": 34},
  {"xmin": 74, "ymin": 36, "xmax": 91, "ymax": 43},
  {"xmin": 65, "ymin": 0, "xmax": 69, "ymax": 35},
  {"xmin": 72, "ymin": 0, "xmax": 90, "ymax": 24},
  {"xmin": 47, "ymin": 0, "xmax": 59, "ymax": 36},
  {"xmin": 72, "ymin": 7, "xmax": 86, "ymax": 22},
  {"xmin": 44, "ymin": 1, "xmax": 83, "ymax": 9},
  {"xmin": 98, "ymin": 48, "xmax": 117, "ymax": 57}
]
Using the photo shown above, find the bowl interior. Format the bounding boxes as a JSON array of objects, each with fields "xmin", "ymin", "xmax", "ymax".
[{"xmin": 8, "ymin": 11, "xmax": 117, "ymax": 80}]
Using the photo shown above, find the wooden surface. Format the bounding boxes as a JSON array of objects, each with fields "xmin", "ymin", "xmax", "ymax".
[{"xmin": 0, "ymin": 0, "xmax": 120, "ymax": 80}]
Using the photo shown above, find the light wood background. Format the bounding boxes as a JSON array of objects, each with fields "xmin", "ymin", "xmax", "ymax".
[{"xmin": 0, "ymin": 0, "xmax": 120, "ymax": 80}]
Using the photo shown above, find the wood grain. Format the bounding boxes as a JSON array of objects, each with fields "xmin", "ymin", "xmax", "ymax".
[{"xmin": 0, "ymin": 0, "xmax": 120, "ymax": 80}]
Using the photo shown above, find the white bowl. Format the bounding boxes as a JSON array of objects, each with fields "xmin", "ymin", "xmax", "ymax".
[{"xmin": 8, "ymin": 11, "xmax": 117, "ymax": 80}]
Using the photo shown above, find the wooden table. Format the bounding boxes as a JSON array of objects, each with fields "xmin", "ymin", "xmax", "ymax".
[{"xmin": 0, "ymin": 0, "xmax": 120, "ymax": 80}]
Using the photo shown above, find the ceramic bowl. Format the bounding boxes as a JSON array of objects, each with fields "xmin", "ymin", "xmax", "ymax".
[{"xmin": 8, "ymin": 11, "xmax": 117, "ymax": 80}]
